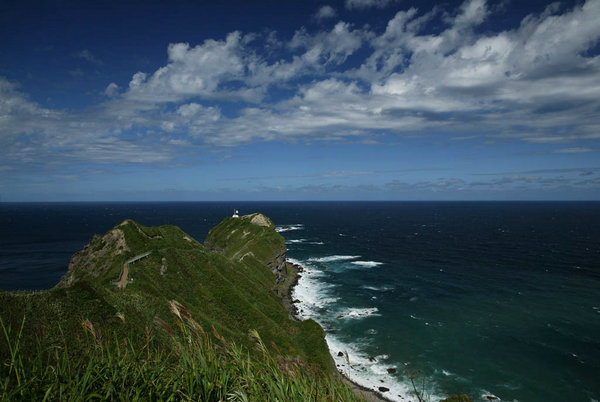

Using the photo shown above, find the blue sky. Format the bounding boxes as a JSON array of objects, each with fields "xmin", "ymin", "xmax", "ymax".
[{"xmin": 1, "ymin": 0, "xmax": 600, "ymax": 201}]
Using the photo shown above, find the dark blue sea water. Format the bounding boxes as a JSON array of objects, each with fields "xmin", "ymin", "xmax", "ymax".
[{"xmin": 1, "ymin": 202, "xmax": 599, "ymax": 401}]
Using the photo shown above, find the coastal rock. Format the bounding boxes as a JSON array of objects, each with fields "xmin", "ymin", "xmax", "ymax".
[
  {"xmin": 378, "ymin": 387, "xmax": 389, "ymax": 392},
  {"xmin": 387, "ymin": 368, "xmax": 396, "ymax": 374},
  {"xmin": 338, "ymin": 351, "xmax": 344, "ymax": 357}
]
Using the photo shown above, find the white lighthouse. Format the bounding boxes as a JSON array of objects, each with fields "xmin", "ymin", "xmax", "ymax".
[{"xmin": 232, "ymin": 209, "xmax": 239, "ymax": 218}]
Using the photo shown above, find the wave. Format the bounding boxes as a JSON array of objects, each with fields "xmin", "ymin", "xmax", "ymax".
[
  {"xmin": 336, "ymin": 307, "xmax": 380, "ymax": 319},
  {"xmin": 290, "ymin": 259, "xmax": 338, "ymax": 320},
  {"xmin": 276, "ymin": 224, "xmax": 304, "ymax": 233},
  {"xmin": 308, "ymin": 255, "xmax": 360, "ymax": 263},
  {"xmin": 362, "ymin": 285, "xmax": 394, "ymax": 291},
  {"xmin": 285, "ymin": 239, "xmax": 307, "ymax": 244},
  {"xmin": 351, "ymin": 261, "xmax": 384, "ymax": 268},
  {"xmin": 285, "ymin": 239, "xmax": 325, "ymax": 245}
]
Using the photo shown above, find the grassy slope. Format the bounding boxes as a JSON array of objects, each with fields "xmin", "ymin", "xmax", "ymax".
[{"xmin": 0, "ymin": 214, "xmax": 351, "ymax": 400}]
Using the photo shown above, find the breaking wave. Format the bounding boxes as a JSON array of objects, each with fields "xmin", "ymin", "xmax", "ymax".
[
  {"xmin": 351, "ymin": 261, "xmax": 384, "ymax": 268},
  {"xmin": 307, "ymin": 255, "xmax": 361, "ymax": 263}
]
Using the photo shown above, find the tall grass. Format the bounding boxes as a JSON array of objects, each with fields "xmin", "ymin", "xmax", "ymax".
[{"xmin": 1, "ymin": 301, "xmax": 361, "ymax": 401}]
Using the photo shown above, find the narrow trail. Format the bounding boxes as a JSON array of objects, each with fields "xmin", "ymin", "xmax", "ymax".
[{"xmin": 117, "ymin": 263, "xmax": 129, "ymax": 289}]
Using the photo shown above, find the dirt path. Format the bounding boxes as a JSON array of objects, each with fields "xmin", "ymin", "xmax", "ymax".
[{"xmin": 117, "ymin": 263, "xmax": 129, "ymax": 289}]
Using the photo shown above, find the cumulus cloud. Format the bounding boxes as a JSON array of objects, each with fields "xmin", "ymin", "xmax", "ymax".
[
  {"xmin": 101, "ymin": 0, "xmax": 600, "ymax": 146},
  {"xmin": 315, "ymin": 5, "xmax": 336, "ymax": 20},
  {"xmin": 125, "ymin": 32, "xmax": 247, "ymax": 103},
  {"xmin": 104, "ymin": 82, "xmax": 120, "ymax": 97}
]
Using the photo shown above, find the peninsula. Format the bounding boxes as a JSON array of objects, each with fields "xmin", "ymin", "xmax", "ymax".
[{"xmin": 0, "ymin": 213, "xmax": 469, "ymax": 401}]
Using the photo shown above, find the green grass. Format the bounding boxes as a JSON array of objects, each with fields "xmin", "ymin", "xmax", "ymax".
[{"xmin": 0, "ymin": 300, "xmax": 360, "ymax": 401}]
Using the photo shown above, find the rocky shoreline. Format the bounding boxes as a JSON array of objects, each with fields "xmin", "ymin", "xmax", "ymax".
[
  {"xmin": 279, "ymin": 261, "xmax": 303, "ymax": 321},
  {"xmin": 282, "ymin": 259, "xmax": 391, "ymax": 402}
]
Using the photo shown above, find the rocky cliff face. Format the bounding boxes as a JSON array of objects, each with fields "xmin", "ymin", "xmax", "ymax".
[
  {"xmin": 56, "ymin": 224, "xmax": 130, "ymax": 288},
  {"xmin": 267, "ymin": 248, "xmax": 288, "ymax": 286}
]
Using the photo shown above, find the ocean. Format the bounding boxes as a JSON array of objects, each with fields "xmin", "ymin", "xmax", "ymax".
[{"xmin": 1, "ymin": 202, "xmax": 599, "ymax": 401}]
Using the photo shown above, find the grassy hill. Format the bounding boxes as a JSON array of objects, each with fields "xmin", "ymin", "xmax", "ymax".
[{"xmin": 0, "ymin": 213, "xmax": 359, "ymax": 401}]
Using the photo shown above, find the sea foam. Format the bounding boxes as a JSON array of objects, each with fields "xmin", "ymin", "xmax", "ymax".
[
  {"xmin": 276, "ymin": 224, "xmax": 304, "ymax": 232},
  {"xmin": 308, "ymin": 255, "xmax": 361, "ymax": 263},
  {"xmin": 337, "ymin": 307, "xmax": 380, "ymax": 319},
  {"xmin": 326, "ymin": 335, "xmax": 414, "ymax": 402},
  {"xmin": 289, "ymin": 258, "xmax": 337, "ymax": 320},
  {"xmin": 361, "ymin": 285, "xmax": 394, "ymax": 291},
  {"xmin": 351, "ymin": 261, "xmax": 384, "ymax": 268}
]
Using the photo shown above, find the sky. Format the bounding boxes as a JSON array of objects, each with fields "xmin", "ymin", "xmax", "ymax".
[{"xmin": 1, "ymin": 0, "xmax": 600, "ymax": 201}]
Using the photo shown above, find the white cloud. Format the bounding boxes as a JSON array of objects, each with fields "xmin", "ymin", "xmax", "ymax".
[
  {"xmin": 452, "ymin": 0, "xmax": 488, "ymax": 27},
  {"xmin": 290, "ymin": 22, "xmax": 367, "ymax": 65},
  {"xmin": 315, "ymin": 5, "xmax": 336, "ymax": 20},
  {"xmin": 125, "ymin": 32, "xmax": 246, "ymax": 103},
  {"xmin": 128, "ymin": 72, "xmax": 147, "ymax": 89},
  {"xmin": 104, "ymin": 82, "xmax": 120, "ymax": 97}
]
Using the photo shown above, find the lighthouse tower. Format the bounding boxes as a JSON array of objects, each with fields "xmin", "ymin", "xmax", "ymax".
[{"xmin": 232, "ymin": 209, "xmax": 239, "ymax": 218}]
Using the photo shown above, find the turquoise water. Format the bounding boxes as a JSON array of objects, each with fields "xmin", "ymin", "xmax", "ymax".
[
  {"xmin": 280, "ymin": 203, "xmax": 600, "ymax": 401},
  {"xmin": 1, "ymin": 202, "xmax": 599, "ymax": 401}
]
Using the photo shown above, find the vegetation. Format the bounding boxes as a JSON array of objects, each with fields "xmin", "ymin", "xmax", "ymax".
[
  {"xmin": 0, "ymin": 214, "xmax": 360, "ymax": 400},
  {"xmin": 0, "ymin": 300, "xmax": 358, "ymax": 401}
]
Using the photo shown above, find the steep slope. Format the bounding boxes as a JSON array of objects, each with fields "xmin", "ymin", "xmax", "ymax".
[{"xmin": 1, "ymin": 215, "xmax": 332, "ymax": 371}]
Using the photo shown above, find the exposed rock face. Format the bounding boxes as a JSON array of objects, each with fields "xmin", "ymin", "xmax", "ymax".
[
  {"xmin": 250, "ymin": 213, "xmax": 271, "ymax": 227},
  {"xmin": 57, "ymin": 227, "xmax": 129, "ymax": 288},
  {"xmin": 267, "ymin": 248, "xmax": 288, "ymax": 285},
  {"xmin": 160, "ymin": 257, "xmax": 167, "ymax": 275}
]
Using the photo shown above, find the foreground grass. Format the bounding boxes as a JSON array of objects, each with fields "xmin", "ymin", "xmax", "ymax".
[{"xmin": 0, "ymin": 300, "xmax": 361, "ymax": 402}]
